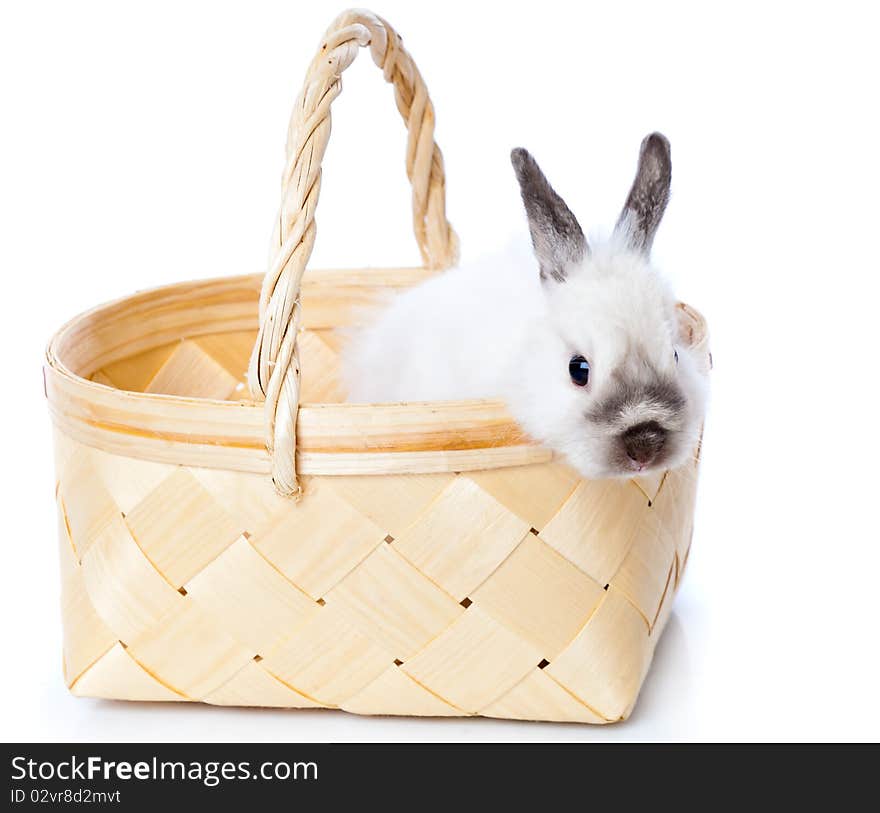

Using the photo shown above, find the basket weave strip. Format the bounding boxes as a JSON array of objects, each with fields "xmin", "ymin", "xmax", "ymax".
[
  {"xmin": 55, "ymin": 425, "xmax": 698, "ymax": 722},
  {"xmin": 248, "ymin": 9, "xmax": 458, "ymax": 496}
]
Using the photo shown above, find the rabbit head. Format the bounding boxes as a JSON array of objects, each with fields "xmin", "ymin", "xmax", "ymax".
[{"xmin": 508, "ymin": 134, "xmax": 707, "ymax": 478}]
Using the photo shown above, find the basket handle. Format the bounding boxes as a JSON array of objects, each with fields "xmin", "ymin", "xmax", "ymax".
[{"xmin": 248, "ymin": 9, "xmax": 458, "ymax": 496}]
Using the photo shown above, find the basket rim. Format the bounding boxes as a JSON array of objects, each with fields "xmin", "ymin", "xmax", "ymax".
[{"xmin": 44, "ymin": 269, "xmax": 709, "ymax": 477}]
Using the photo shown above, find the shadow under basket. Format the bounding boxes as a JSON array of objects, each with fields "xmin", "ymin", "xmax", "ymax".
[{"xmin": 44, "ymin": 9, "xmax": 709, "ymax": 724}]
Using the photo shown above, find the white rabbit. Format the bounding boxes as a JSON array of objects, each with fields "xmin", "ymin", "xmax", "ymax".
[{"xmin": 344, "ymin": 134, "xmax": 708, "ymax": 478}]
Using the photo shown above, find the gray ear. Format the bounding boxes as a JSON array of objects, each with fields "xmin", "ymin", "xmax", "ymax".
[
  {"xmin": 615, "ymin": 133, "xmax": 672, "ymax": 253},
  {"xmin": 511, "ymin": 147, "xmax": 587, "ymax": 282}
]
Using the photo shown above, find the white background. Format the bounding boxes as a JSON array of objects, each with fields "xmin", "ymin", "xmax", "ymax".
[{"xmin": 2, "ymin": 0, "xmax": 878, "ymax": 742}]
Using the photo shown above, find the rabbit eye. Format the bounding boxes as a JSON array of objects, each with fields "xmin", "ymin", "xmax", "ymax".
[
  {"xmin": 569, "ymin": 355, "xmax": 590, "ymax": 387},
  {"xmin": 674, "ymin": 349, "xmax": 679, "ymax": 364}
]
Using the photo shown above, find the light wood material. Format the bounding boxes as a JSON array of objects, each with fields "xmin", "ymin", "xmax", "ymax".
[
  {"xmin": 45, "ymin": 273, "xmax": 707, "ymax": 476},
  {"xmin": 52, "ymin": 434, "xmax": 702, "ymax": 720},
  {"xmin": 248, "ymin": 9, "xmax": 458, "ymax": 495},
  {"xmin": 44, "ymin": 8, "xmax": 710, "ymax": 723}
]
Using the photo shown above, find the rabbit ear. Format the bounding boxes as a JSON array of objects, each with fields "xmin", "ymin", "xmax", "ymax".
[
  {"xmin": 615, "ymin": 133, "xmax": 672, "ymax": 253},
  {"xmin": 511, "ymin": 148, "xmax": 587, "ymax": 282}
]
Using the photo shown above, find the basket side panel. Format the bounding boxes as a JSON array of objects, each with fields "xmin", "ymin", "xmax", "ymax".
[{"xmin": 51, "ymin": 427, "xmax": 699, "ymax": 722}]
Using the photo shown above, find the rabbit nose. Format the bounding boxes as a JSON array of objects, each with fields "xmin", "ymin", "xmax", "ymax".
[{"xmin": 622, "ymin": 421, "xmax": 666, "ymax": 466}]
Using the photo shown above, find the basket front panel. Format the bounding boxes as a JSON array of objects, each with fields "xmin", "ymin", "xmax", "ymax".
[{"xmin": 52, "ymin": 429, "xmax": 699, "ymax": 723}]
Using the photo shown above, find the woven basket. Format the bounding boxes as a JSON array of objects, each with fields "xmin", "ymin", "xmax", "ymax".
[{"xmin": 44, "ymin": 9, "xmax": 709, "ymax": 724}]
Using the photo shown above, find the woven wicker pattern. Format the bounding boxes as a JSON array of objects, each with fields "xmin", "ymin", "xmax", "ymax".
[
  {"xmin": 248, "ymin": 9, "xmax": 457, "ymax": 495},
  {"xmin": 45, "ymin": 8, "xmax": 709, "ymax": 724},
  {"xmin": 54, "ymin": 417, "xmax": 698, "ymax": 722},
  {"xmin": 90, "ymin": 328, "xmax": 342, "ymax": 406}
]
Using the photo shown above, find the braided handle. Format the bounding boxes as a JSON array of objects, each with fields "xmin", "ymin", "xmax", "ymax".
[{"xmin": 248, "ymin": 9, "xmax": 458, "ymax": 496}]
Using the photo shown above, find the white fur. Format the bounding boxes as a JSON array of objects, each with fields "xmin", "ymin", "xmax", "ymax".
[{"xmin": 344, "ymin": 234, "xmax": 708, "ymax": 479}]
